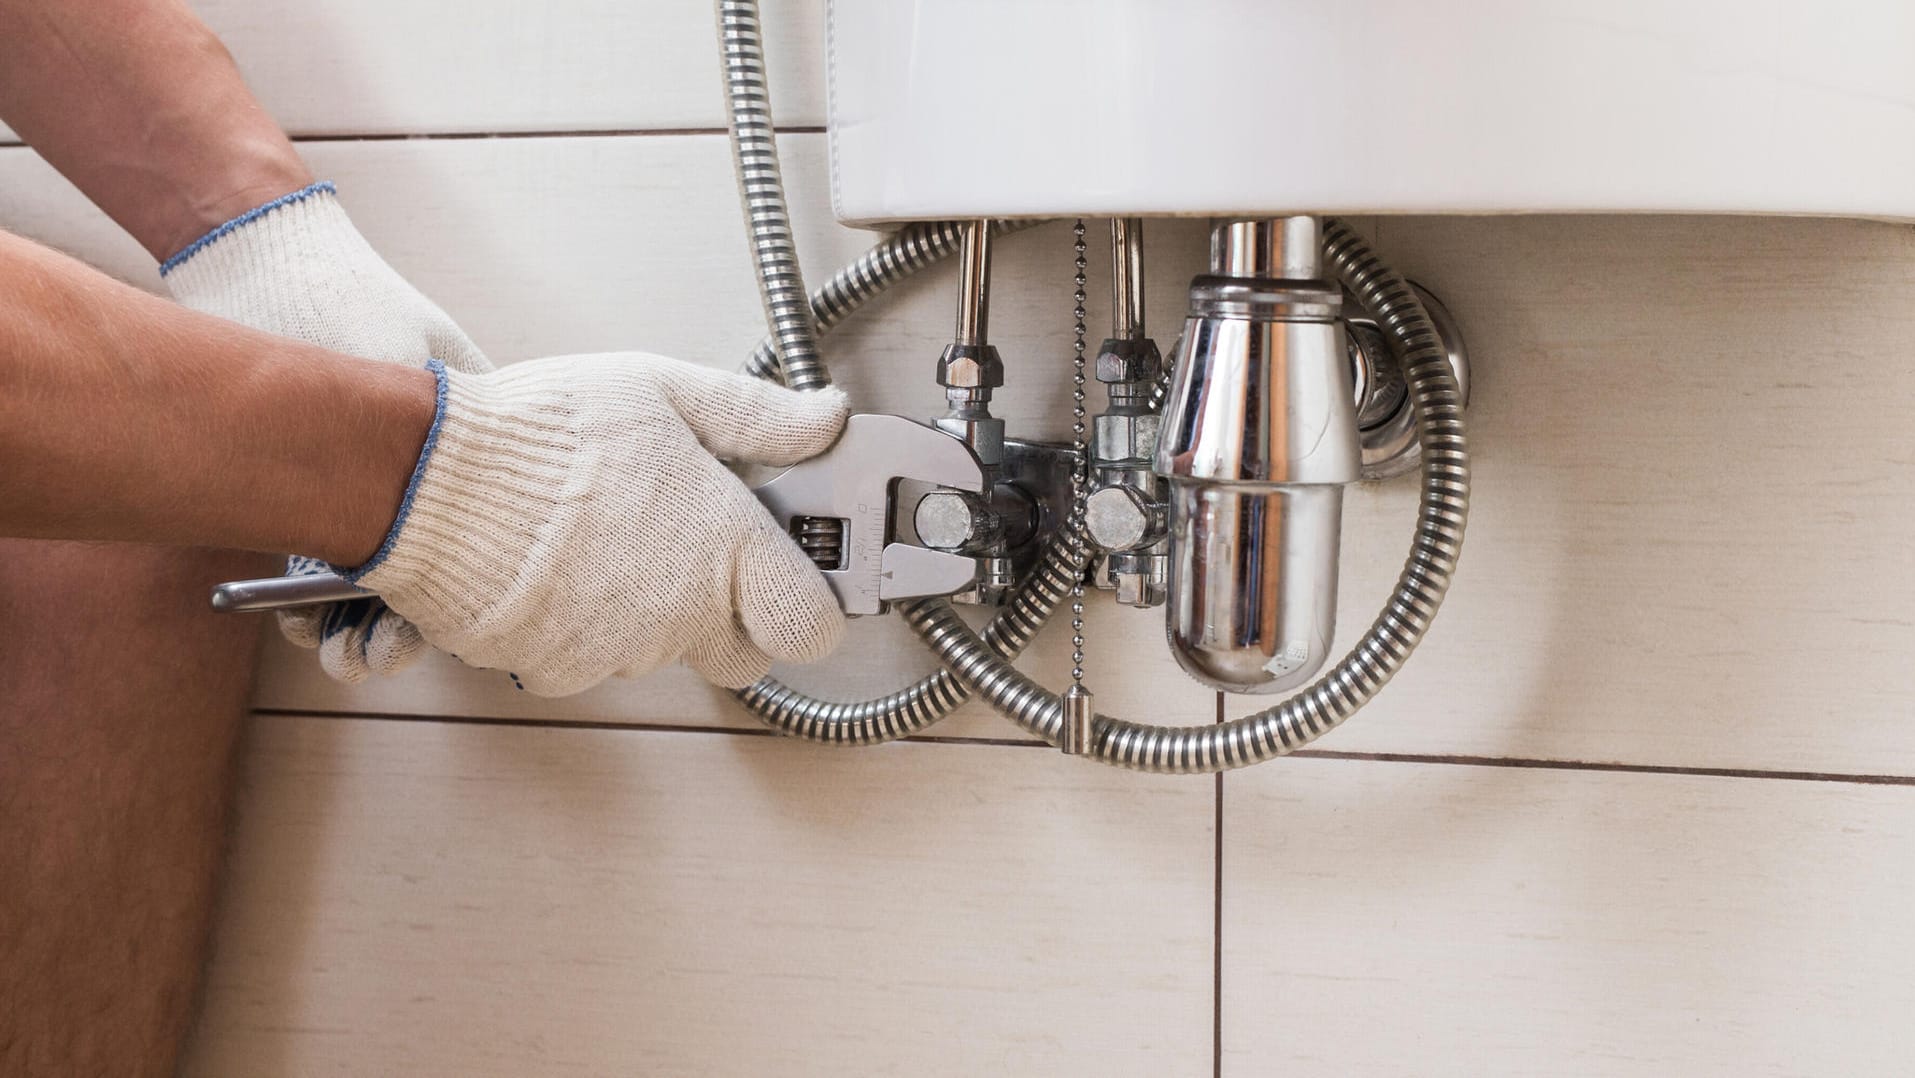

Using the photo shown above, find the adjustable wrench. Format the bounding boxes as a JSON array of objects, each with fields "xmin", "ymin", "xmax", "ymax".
[{"xmin": 209, "ymin": 413, "xmax": 986, "ymax": 618}]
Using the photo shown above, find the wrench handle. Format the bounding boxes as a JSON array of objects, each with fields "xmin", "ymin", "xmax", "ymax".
[{"xmin": 211, "ymin": 572, "xmax": 372, "ymax": 612}]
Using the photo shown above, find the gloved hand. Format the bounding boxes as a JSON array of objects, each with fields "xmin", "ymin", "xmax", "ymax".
[
  {"xmin": 345, "ymin": 352, "xmax": 850, "ymax": 696},
  {"xmin": 161, "ymin": 181, "xmax": 489, "ymax": 682}
]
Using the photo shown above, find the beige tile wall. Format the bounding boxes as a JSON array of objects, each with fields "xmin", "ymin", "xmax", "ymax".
[{"xmin": 6, "ymin": 3, "xmax": 1915, "ymax": 1074}]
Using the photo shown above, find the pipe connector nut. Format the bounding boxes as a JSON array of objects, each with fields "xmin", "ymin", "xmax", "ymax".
[
  {"xmin": 1091, "ymin": 412, "xmax": 1162, "ymax": 466},
  {"xmin": 1093, "ymin": 337, "xmax": 1163, "ymax": 385},
  {"xmin": 936, "ymin": 342, "xmax": 1004, "ymax": 390}
]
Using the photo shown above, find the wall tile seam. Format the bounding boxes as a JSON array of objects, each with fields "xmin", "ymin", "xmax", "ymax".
[
  {"xmin": 0, "ymin": 126, "xmax": 828, "ymax": 152},
  {"xmin": 251, "ymin": 711, "xmax": 1915, "ymax": 788}
]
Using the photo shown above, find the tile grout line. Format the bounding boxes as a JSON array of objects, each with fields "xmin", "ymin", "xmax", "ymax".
[
  {"xmin": 249, "ymin": 707, "xmax": 1047, "ymax": 748},
  {"xmin": 1289, "ymin": 748, "xmax": 1915, "ymax": 788},
  {"xmin": 1213, "ymin": 691, "xmax": 1225, "ymax": 1078},
  {"xmin": 0, "ymin": 125, "xmax": 827, "ymax": 151},
  {"xmin": 250, "ymin": 709, "xmax": 1915, "ymax": 787}
]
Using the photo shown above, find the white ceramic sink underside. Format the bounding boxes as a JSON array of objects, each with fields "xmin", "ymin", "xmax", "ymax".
[{"xmin": 828, "ymin": 0, "xmax": 1915, "ymax": 225}]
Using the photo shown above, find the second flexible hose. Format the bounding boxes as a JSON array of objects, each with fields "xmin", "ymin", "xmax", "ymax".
[{"xmin": 729, "ymin": 218, "xmax": 1073, "ymax": 744}]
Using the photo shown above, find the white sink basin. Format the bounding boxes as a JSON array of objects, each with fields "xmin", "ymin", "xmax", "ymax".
[{"xmin": 827, "ymin": 0, "xmax": 1915, "ymax": 225}]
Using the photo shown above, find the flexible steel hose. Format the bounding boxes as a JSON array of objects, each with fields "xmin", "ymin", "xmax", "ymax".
[
  {"xmin": 730, "ymin": 221, "xmax": 1071, "ymax": 744},
  {"xmin": 898, "ymin": 219, "xmax": 1471, "ymax": 772},
  {"xmin": 732, "ymin": 222, "xmax": 1077, "ymax": 743},
  {"xmin": 717, "ymin": 4, "xmax": 1069, "ymax": 742},
  {"xmin": 736, "ymin": 538, "xmax": 1087, "ymax": 744},
  {"xmin": 719, "ymin": 0, "xmax": 827, "ymax": 391},
  {"xmin": 727, "ymin": 225, "xmax": 1072, "ymax": 750}
]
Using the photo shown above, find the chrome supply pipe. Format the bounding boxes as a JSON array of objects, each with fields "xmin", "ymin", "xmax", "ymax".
[
  {"xmin": 718, "ymin": 0, "xmax": 827, "ymax": 391},
  {"xmin": 954, "ymin": 219, "xmax": 991, "ymax": 346},
  {"xmin": 934, "ymin": 220, "xmax": 1012, "ymax": 600},
  {"xmin": 1111, "ymin": 217, "xmax": 1146, "ymax": 340},
  {"xmin": 739, "ymin": 220, "xmax": 1043, "ymax": 384},
  {"xmin": 935, "ymin": 220, "xmax": 1007, "ymax": 467},
  {"xmin": 900, "ymin": 219, "xmax": 1470, "ymax": 773}
]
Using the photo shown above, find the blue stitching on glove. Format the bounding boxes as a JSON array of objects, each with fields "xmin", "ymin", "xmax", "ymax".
[
  {"xmin": 158, "ymin": 180, "xmax": 338, "ymax": 277},
  {"xmin": 340, "ymin": 358, "xmax": 449, "ymax": 583}
]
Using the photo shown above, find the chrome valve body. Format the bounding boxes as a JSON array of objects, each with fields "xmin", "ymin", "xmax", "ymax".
[{"xmin": 1085, "ymin": 218, "xmax": 1171, "ymax": 609}]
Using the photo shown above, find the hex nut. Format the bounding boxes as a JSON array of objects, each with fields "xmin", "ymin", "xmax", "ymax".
[
  {"xmin": 1092, "ymin": 412, "xmax": 1162, "ymax": 465},
  {"xmin": 936, "ymin": 343, "xmax": 1004, "ymax": 389},
  {"xmin": 1093, "ymin": 338, "xmax": 1163, "ymax": 385}
]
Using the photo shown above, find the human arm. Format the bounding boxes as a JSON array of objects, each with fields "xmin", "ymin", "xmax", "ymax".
[
  {"xmin": 0, "ymin": 0, "xmax": 312, "ymax": 261},
  {"xmin": 0, "ymin": 9, "xmax": 401, "ymax": 1073},
  {"xmin": 0, "ymin": 0, "xmax": 495, "ymax": 677},
  {"xmin": 0, "ymin": 228, "xmax": 432, "ymax": 563},
  {"xmin": 0, "ymin": 226, "xmax": 849, "ymax": 691}
]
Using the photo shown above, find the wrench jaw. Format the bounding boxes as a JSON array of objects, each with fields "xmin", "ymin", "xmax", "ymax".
[
  {"xmin": 749, "ymin": 413, "xmax": 988, "ymax": 616},
  {"xmin": 876, "ymin": 543, "xmax": 981, "ymax": 610}
]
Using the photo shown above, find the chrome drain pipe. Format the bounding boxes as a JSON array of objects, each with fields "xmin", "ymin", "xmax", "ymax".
[{"xmin": 1154, "ymin": 217, "xmax": 1363, "ymax": 694}]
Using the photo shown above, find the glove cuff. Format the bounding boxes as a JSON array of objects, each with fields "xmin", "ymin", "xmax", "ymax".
[
  {"xmin": 160, "ymin": 181, "xmax": 347, "ymax": 278},
  {"xmin": 350, "ymin": 362, "xmax": 577, "ymax": 632},
  {"xmin": 160, "ymin": 181, "xmax": 395, "ymax": 330}
]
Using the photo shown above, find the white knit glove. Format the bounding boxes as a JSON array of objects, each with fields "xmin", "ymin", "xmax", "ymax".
[
  {"xmin": 344, "ymin": 352, "xmax": 850, "ymax": 696},
  {"xmin": 161, "ymin": 181, "xmax": 490, "ymax": 682}
]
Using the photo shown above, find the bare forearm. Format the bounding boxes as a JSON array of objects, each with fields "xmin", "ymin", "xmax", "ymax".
[
  {"xmin": 0, "ymin": 0, "xmax": 310, "ymax": 260},
  {"xmin": 0, "ymin": 229, "xmax": 432, "ymax": 565}
]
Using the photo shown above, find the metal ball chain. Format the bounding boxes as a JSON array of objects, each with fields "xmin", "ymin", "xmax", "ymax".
[{"xmin": 1069, "ymin": 219, "xmax": 1089, "ymax": 689}]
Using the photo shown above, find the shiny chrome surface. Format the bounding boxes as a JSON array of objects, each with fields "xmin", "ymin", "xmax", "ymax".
[
  {"xmin": 1348, "ymin": 284, "xmax": 1472, "ymax": 480},
  {"xmin": 1060, "ymin": 683, "xmax": 1094, "ymax": 756},
  {"xmin": 737, "ymin": 413, "xmax": 987, "ymax": 615},
  {"xmin": 953, "ymin": 218, "xmax": 991, "ymax": 346},
  {"xmin": 209, "ymin": 573, "xmax": 369, "ymax": 613},
  {"xmin": 1164, "ymin": 483, "xmax": 1343, "ymax": 694},
  {"xmin": 1106, "ymin": 552, "xmax": 1168, "ymax": 608},
  {"xmin": 937, "ymin": 222, "xmax": 1003, "ymax": 406},
  {"xmin": 1156, "ymin": 317, "xmax": 1358, "ymax": 484},
  {"xmin": 1210, "ymin": 216, "xmax": 1321, "ymax": 280},
  {"xmin": 1110, "ymin": 217, "xmax": 1146, "ymax": 340},
  {"xmin": 1153, "ymin": 217, "xmax": 1360, "ymax": 693}
]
